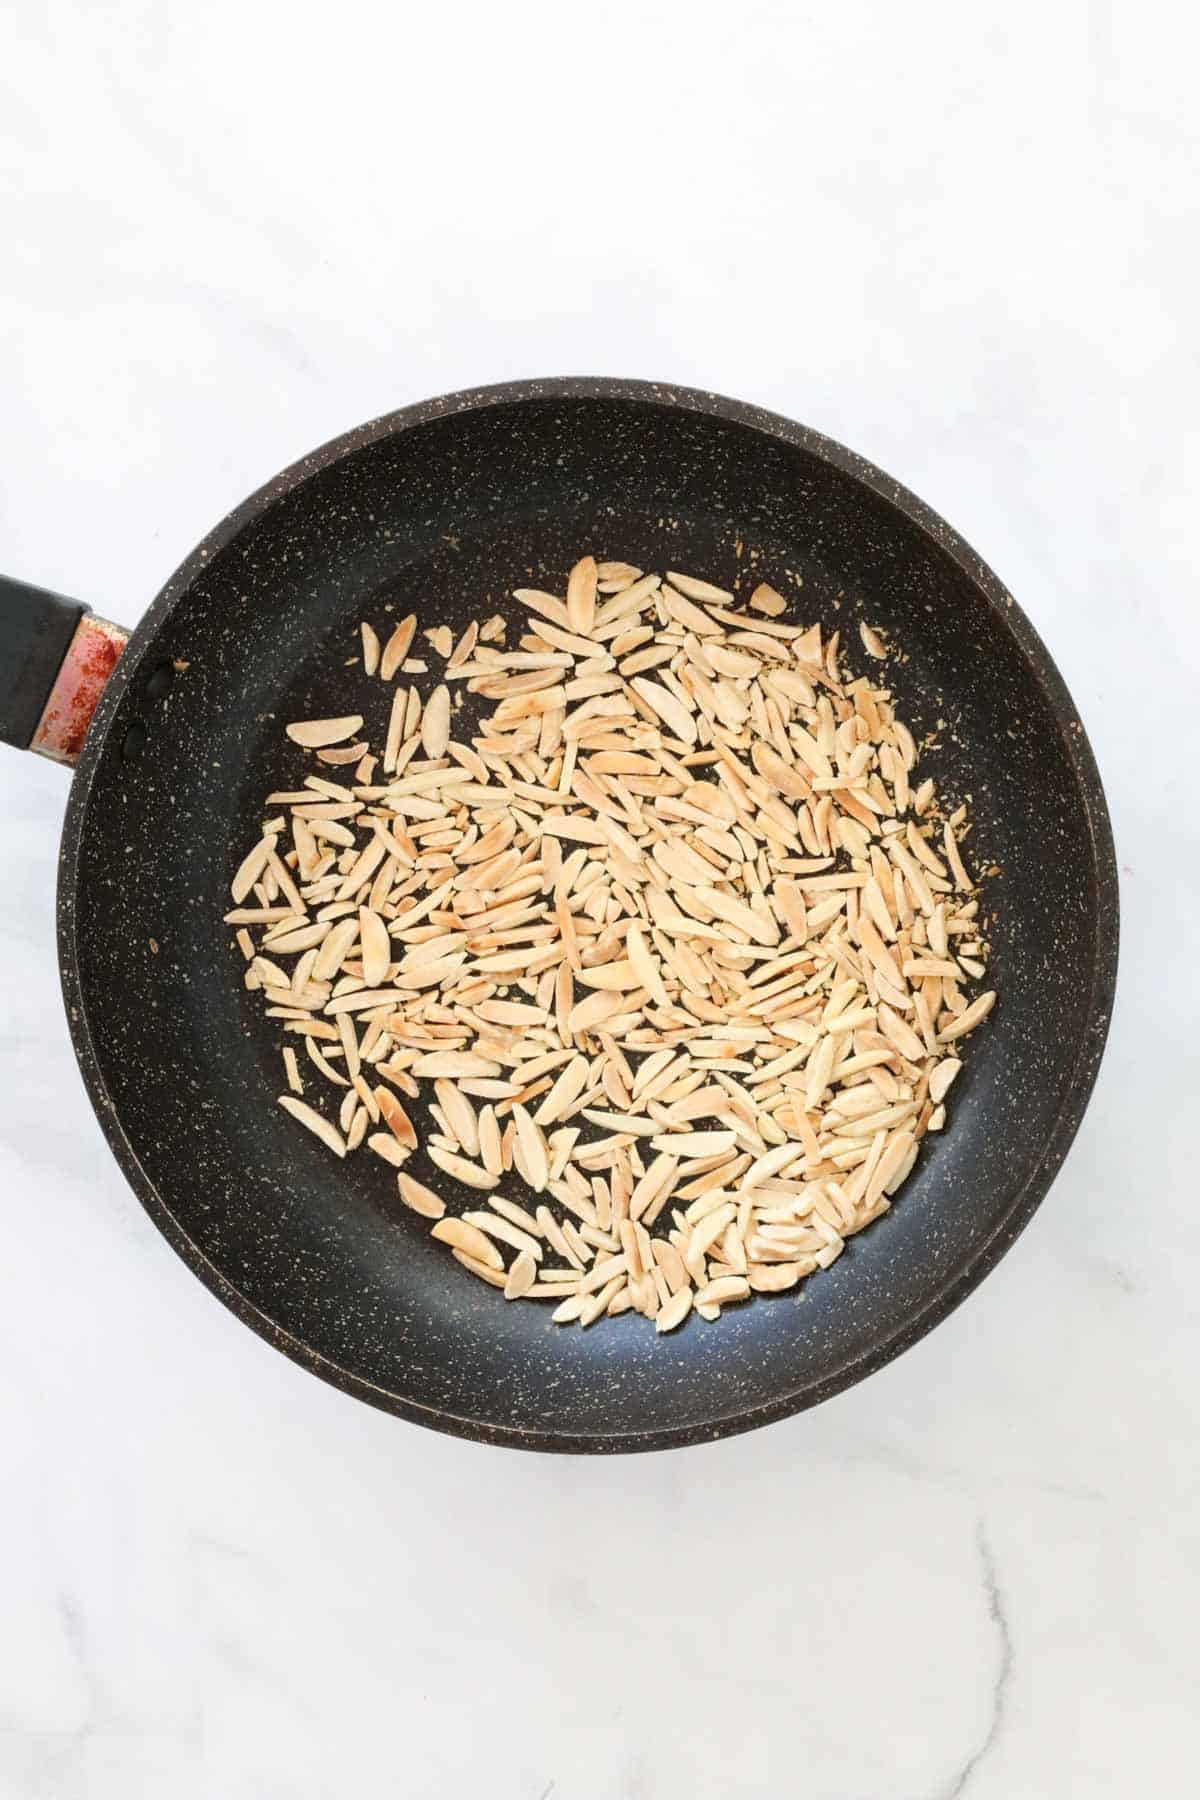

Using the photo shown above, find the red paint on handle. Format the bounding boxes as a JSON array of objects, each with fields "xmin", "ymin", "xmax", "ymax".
[{"xmin": 30, "ymin": 614, "xmax": 129, "ymax": 765}]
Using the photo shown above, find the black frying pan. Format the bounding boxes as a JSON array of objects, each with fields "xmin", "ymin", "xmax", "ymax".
[{"xmin": 0, "ymin": 379, "xmax": 1118, "ymax": 1452}]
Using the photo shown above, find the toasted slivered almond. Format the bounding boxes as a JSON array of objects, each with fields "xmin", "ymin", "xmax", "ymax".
[
  {"xmin": 285, "ymin": 716, "xmax": 364, "ymax": 748},
  {"xmin": 695, "ymin": 1275, "xmax": 751, "ymax": 1306},
  {"xmin": 630, "ymin": 676, "xmax": 698, "ymax": 745},
  {"xmin": 650, "ymin": 1130, "xmax": 736, "ymax": 1159},
  {"xmin": 435, "ymin": 1080, "xmax": 479, "ymax": 1156},
  {"xmin": 411, "ymin": 1051, "xmax": 500, "ymax": 1078},
  {"xmin": 626, "ymin": 923, "xmax": 670, "ymax": 1008},
  {"xmin": 938, "ymin": 990, "xmax": 996, "ymax": 1042},
  {"xmin": 367, "ymin": 1132, "xmax": 408, "ymax": 1166},
  {"xmin": 566, "ymin": 555, "xmax": 598, "ymax": 635},
  {"xmin": 489, "ymin": 1195, "xmax": 543, "ymax": 1237},
  {"xmin": 446, "ymin": 620, "xmax": 479, "ymax": 671},
  {"xmin": 504, "ymin": 1250, "xmax": 538, "ymax": 1299},
  {"xmin": 419, "ymin": 684, "xmax": 451, "ymax": 758},
  {"xmin": 376, "ymin": 1087, "xmax": 417, "ymax": 1148},
  {"xmin": 878, "ymin": 1003, "xmax": 927, "ymax": 1063},
  {"xmin": 358, "ymin": 906, "xmax": 390, "ymax": 987},
  {"xmin": 943, "ymin": 822, "xmax": 973, "ymax": 891},
  {"xmin": 576, "ymin": 959, "xmax": 641, "ymax": 992},
  {"xmin": 396, "ymin": 1171, "xmax": 445, "ymax": 1218},
  {"xmin": 666, "ymin": 571, "xmax": 733, "ymax": 604},
  {"xmin": 580, "ymin": 1275, "xmax": 626, "ymax": 1325},
  {"xmin": 749, "ymin": 582, "xmax": 787, "ymax": 616},
  {"xmin": 477, "ymin": 1105, "xmax": 503, "ymax": 1173},
  {"xmin": 231, "ymin": 835, "xmax": 276, "ymax": 904},
  {"xmin": 655, "ymin": 1287, "xmax": 693, "ymax": 1333},
  {"xmin": 568, "ymin": 990, "xmax": 627, "ymax": 1035},
  {"xmin": 512, "ymin": 1104, "xmax": 550, "ymax": 1192},
  {"xmin": 581, "ymin": 1109, "xmax": 659, "ymax": 1137},
  {"xmin": 805, "ymin": 1034, "xmax": 836, "ymax": 1109},
  {"xmin": 426, "ymin": 1146, "xmax": 500, "ymax": 1189},
  {"xmin": 453, "ymin": 1249, "xmax": 506, "ymax": 1287},
  {"xmin": 463, "ymin": 1211, "xmax": 542, "ymax": 1261},
  {"xmin": 692, "ymin": 885, "xmax": 779, "ymax": 946},
  {"xmin": 748, "ymin": 1261, "xmax": 805, "ymax": 1292},
  {"xmin": 928, "ymin": 1058, "xmax": 962, "ymax": 1104},
  {"xmin": 685, "ymin": 1203, "xmax": 737, "ymax": 1272},
  {"xmin": 278, "ymin": 1094, "xmax": 346, "ymax": 1156},
  {"xmin": 534, "ymin": 1055, "xmax": 591, "ymax": 1125},
  {"xmin": 380, "ymin": 615, "xmax": 417, "ymax": 681},
  {"xmin": 236, "ymin": 548, "xmax": 995, "ymax": 1334},
  {"xmin": 432, "ymin": 1216, "xmax": 503, "ymax": 1268},
  {"xmin": 742, "ymin": 1143, "xmax": 805, "ymax": 1190}
]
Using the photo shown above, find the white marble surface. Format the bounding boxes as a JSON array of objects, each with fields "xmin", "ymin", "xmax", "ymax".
[{"xmin": 2, "ymin": 3, "xmax": 1197, "ymax": 1795}]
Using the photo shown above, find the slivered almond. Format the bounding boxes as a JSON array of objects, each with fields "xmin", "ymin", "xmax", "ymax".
[
  {"xmin": 285, "ymin": 716, "xmax": 364, "ymax": 748},
  {"xmin": 421, "ymin": 685, "xmax": 451, "ymax": 758},
  {"xmin": 938, "ymin": 990, "xmax": 996, "ymax": 1042},
  {"xmin": 928, "ymin": 1058, "xmax": 962, "ymax": 1103},
  {"xmin": 749, "ymin": 583, "xmax": 787, "ymax": 616},
  {"xmin": 504, "ymin": 1250, "xmax": 538, "ymax": 1299},
  {"xmin": 231, "ymin": 835, "xmax": 276, "ymax": 904},
  {"xmin": 655, "ymin": 1287, "xmax": 693, "ymax": 1333},
  {"xmin": 397, "ymin": 1171, "xmax": 445, "ymax": 1218},
  {"xmin": 666, "ymin": 571, "xmax": 733, "ymax": 604},
  {"xmin": 435, "ymin": 1080, "xmax": 479, "ymax": 1156},
  {"xmin": 695, "ymin": 1275, "xmax": 751, "ymax": 1306},
  {"xmin": 630, "ymin": 677, "xmax": 698, "ymax": 745},
  {"xmin": 358, "ymin": 907, "xmax": 390, "ymax": 986},
  {"xmin": 278, "ymin": 1095, "xmax": 346, "ymax": 1156},
  {"xmin": 534, "ymin": 1055, "xmax": 591, "ymax": 1125},
  {"xmin": 576, "ymin": 960, "xmax": 641, "ymax": 992},
  {"xmin": 512, "ymin": 1104, "xmax": 550, "ymax": 1192},
  {"xmin": 878, "ymin": 1003, "xmax": 927, "ymax": 1062},
  {"xmin": 626, "ymin": 924, "xmax": 670, "ymax": 1008},
  {"xmin": 426, "ymin": 1146, "xmax": 500, "ymax": 1189},
  {"xmin": 376, "ymin": 1087, "xmax": 417, "ymax": 1148},
  {"xmin": 368, "ymin": 1132, "xmax": 409, "ymax": 1166},
  {"xmin": 464, "ymin": 1211, "xmax": 542, "ymax": 1260},
  {"xmin": 650, "ymin": 1130, "xmax": 736, "ymax": 1159},
  {"xmin": 411, "ymin": 1051, "xmax": 500, "ymax": 1078},
  {"xmin": 432, "ymin": 1216, "xmax": 503, "ymax": 1267},
  {"xmin": 568, "ymin": 990, "xmax": 627, "ymax": 1035},
  {"xmin": 477, "ymin": 1105, "xmax": 503, "ymax": 1173},
  {"xmin": 943, "ymin": 822, "xmax": 973, "ymax": 891},
  {"xmin": 453, "ymin": 1249, "xmax": 506, "ymax": 1287},
  {"xmin": 380, "ymin": 615, "xmax": 417, "ymax": 680},
  {"xmin": 748, "ymin": 1261, "xmax": 805, "ymax": 1292},
  {"xmin": 566, "ymin": 555, "xmax": 598, "ymax": 635},
  {"xmin": 692, "ymin": 885, "xmax": 779, "ymax": 946}
]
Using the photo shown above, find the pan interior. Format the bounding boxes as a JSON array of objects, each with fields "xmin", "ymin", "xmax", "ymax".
[{"xmin": 67, "ymin": 393, "xmax": 1109, "ymax": 1447}]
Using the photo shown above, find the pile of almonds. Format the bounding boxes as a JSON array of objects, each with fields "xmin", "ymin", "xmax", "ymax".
[{"xmin": 226, "ymin": 557, "xmax": 995, "ymax": 1331}]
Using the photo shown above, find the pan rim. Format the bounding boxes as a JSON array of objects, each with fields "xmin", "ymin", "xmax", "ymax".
[{"xmin": 56, "ymin": 376, "xmax": 1120, "ymax": 1453}]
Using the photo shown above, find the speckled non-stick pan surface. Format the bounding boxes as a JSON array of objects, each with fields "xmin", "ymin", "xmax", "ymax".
[{"xmin": 58, "ymin": 379, "xmax": 1118, "ymax": 1451}]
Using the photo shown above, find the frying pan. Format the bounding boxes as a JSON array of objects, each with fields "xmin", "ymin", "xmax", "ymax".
[{"xmin": 0, "ymin": 378, "xmax": 1118, "ymax": 1453}]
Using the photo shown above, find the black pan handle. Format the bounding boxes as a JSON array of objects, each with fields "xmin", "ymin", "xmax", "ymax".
[{"xmin": 0, "ymin": 574, "xmax": 129, "ymax": 764}]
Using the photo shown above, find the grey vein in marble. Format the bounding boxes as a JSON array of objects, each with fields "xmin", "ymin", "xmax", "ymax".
[{"xmin": 944, "ymin": 1524, "xmax": 1014, "ymax": 1799}]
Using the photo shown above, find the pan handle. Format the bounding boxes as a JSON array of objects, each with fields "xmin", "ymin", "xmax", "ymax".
[{"xmin": 0, "ymin": 574, "xmax": 129, "ymax": 766}]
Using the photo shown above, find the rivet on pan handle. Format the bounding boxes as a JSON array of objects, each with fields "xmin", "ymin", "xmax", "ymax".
[{"xmin": 0, "ymin": 574, "xmax": 129, "ymax": 766}]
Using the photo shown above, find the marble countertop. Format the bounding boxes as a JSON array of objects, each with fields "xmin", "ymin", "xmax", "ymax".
[{"xmin": 2, "ymin": 4, "xmax": 1196, "ymax": 1795}]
